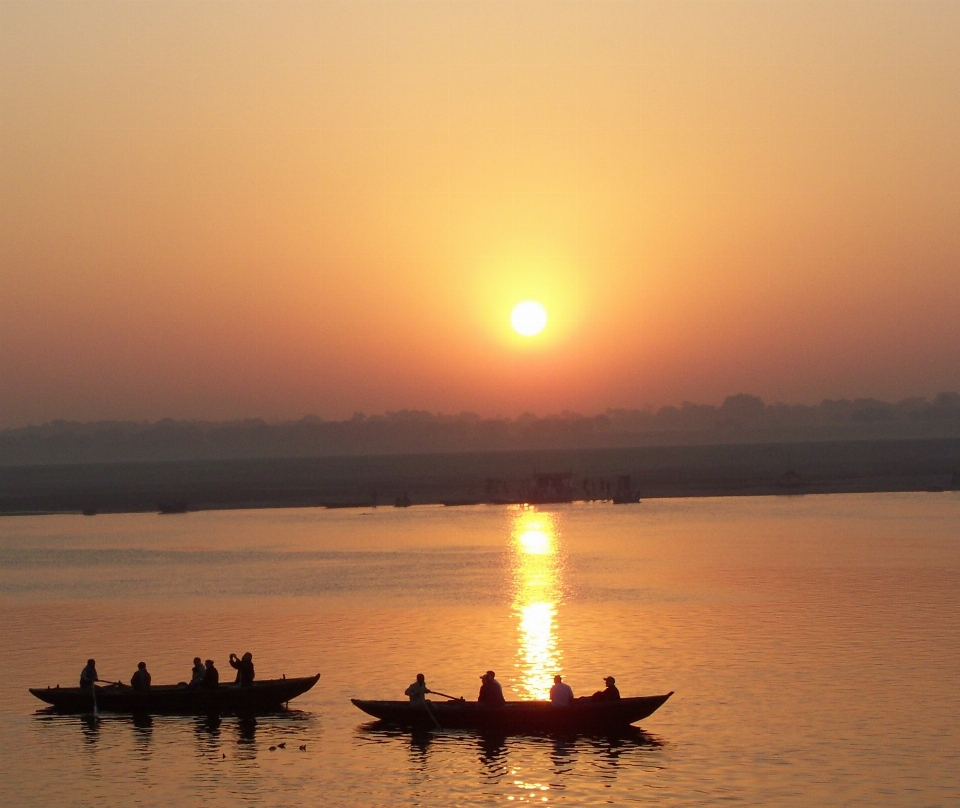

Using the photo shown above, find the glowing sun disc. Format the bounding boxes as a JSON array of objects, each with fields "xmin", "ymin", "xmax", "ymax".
[{"xmin": 511, "ymin": 301, "xmax": 548, "ymax": 336}]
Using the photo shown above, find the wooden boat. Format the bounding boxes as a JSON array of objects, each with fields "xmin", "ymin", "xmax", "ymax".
[
  {"xmin": 29, "ymin": 674, "xmax": 320, "ymax": 715},
  {"xmin": 351, "ymin": 693, "xmax": 673, "ymax": 733}
]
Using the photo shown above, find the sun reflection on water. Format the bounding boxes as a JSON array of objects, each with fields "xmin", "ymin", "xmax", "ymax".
[{"xmin": 510, "ymin": 508, "xmax": 564, "ymax": 700}]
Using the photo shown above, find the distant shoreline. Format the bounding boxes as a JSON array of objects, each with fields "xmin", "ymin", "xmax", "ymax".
[
  {"xmin": 2, "ymin": 438, "xmax": 958, "ymax": 516},
  {"xmin": 2, "ymin": 486, "xmax": 958, "ymax": 519},
  {"xmin": 4, "ymin": 394, "xmax": 960, "ymax": 468}
]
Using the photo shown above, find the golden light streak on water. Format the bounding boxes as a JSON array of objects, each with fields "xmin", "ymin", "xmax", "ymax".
[{"xmin": 510, "ymin": 508, "xmax": 564, "ymax": 700}]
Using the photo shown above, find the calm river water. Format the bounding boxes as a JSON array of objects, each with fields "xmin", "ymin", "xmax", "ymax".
[{"xmin": 1, "ymin": 493, "xmax": 958, "ymax": 807}]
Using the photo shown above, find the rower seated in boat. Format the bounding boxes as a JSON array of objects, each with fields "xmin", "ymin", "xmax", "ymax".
[
  {"xmin": 590, "ymin": 676, "xmax": 621, "ymax": 701},
  {"xmin": 229, "ymin": 652, "xmax": 255, "ymax": 686},
  {"xmin": 80, "ymin": 659, "xmax": 98, "ymax": 690},
  {"xmin": 550, "ymin": 675, "xmax": 574, "ymax": 706},
  {"xmin": 404, "ymin": 673, "xmax": 432, "ymax": 704},
  {"xmin": 131, "ymin": 661, "xmax": 152, "ymax": 691},
  {"xmin": 477, "ymin": 670, "xmax": 505, "ymax": 706}
]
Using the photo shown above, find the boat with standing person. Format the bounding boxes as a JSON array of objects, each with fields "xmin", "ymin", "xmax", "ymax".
[{"xmin": 30, "ymin": 673, "xmax": 320, "ymax": 715}]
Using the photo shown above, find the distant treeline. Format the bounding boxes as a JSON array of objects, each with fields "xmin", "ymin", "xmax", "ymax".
[{"xmin": 3, "ymin": 393, "xmax": 960, "ymax": 466}]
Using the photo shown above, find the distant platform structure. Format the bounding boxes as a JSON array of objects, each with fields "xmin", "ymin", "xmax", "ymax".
[
  {"xmin": 523, "ymin": 472, "xmax": 575, "ymax": 504},
  {"xmin": 612, "ymin": 475, "xmax": 641, "ymax": 504}
]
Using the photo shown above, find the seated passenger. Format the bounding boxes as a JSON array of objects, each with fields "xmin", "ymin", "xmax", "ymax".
[
  {"xmin": 229, "ymin": 652, "xmax": 255, "ymax": 687},
  {"xmin": 188, "ymin": 657, "xmax": 205, "ymax": 688},
  {"xmin": 477, "ymin": 670, "xmax": 505, "ymax": 706},
  {"xmin": 130, "ymin": 661, "xmax": 152, "ymax": 691},
  {"xmin": 591, "ymin": 676, "xmax": 621, "ymax": 702},
  {"xmin": 405, "ymin": 673, "xmax": 431, "ymax": 705},
  {"xmin": 549, "ymin": 674, "xmax": 574, "ymax": 706},
  {"xmin": 201, "ymin": 659, "xmax": 220, "ymax": 689}
]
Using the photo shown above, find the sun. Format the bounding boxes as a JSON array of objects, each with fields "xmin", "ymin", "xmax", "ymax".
[{"xmin": 511, "ymin": 301, "xmax": 548, "ymax": 337}]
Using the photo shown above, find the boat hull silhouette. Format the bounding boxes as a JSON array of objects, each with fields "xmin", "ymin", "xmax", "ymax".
[
  {"xmin": 351, "ymin": 692, "xmax": 673, "ymax": 733},
  {"xmin": 30, "ymin": 674, "xmax": 320, "ymax": 715}
]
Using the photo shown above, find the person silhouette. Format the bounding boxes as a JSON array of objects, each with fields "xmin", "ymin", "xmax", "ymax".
[
  {"xmin": 202, "ymin": 659, "xmax": 220, "ymax": 689},
  {"xmin": 405, "ymin": 673, "xmax": 431, "ymax": 704},
  {"xmin": 478, "ymin": 671, "xmax": 505, "ymax": 706},
  {"xmin": 591, "ymin": 676, "xmax": 620, "ymax": 701},
  {"xmin": 130, "ymin": 661, "xmax": 152, "ymax": 691},
  {"xmin": 229, "ymin": 652, "xmax": 255, "ymax": 686},
  {"xmin": 550, "ymin": 675, "xmax": 574, "ymax": 706}
]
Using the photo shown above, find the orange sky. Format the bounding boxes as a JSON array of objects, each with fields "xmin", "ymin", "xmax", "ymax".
[{"xmin": 2, "ymin": 1, "xmax": 959, "ymax": 428}]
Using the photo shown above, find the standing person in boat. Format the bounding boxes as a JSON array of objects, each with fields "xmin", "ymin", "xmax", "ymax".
[
  {"xmin": 477, "ymin": 671, "xmax": 505, "ymax": 706},
  {"xmin": 80, "ymin": 659, "xmax": 99, "ymax": 690},
  {"xmin": 404, "ymin": 673, "xmax": 432, "ymax": 704},
  {"xmin": 550, "ymin": 674, "xmax": 574, "ymax": 706},
  {"xmin": 591, "ymin": 676, "xmax": 621, "ymax": 701},
  {"xmin": 229, "ymin": 652, "xmax": 255, "ymax": 686},
  {"xmin": 130, "ymin": 661, "xmax": 152, "ymax": 691},
  {"xmin": 201, "ymin": 659, "xmax": 220, "ymax": 689},
  {"xmin": 188, "ymin": 657, "xmax": 205, "ymax": 689}
]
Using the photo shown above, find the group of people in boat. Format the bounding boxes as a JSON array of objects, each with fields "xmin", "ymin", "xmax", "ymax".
[
  {"xmin": 404, "ymin": 671, "xmax": 620, "ymax": 706},
  {"xmin": 79, "ymin": 652, "xmax": 256, "ymax": 692},
  {"xmin": 552, "ymin": 674, "xmax": 620, "ymax": 704},
  {"xmin": 80, "ymin": 655, "xmax": 618, "ymax": 706}
]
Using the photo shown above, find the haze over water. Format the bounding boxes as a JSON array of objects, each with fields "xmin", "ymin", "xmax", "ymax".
[
  {"xmin": 4, "ymin": 2, "xmax": 960, "ymax": 426},
  {"xmin": 1, "ymin": 493, "xmax": 958, "ymax": 806}
]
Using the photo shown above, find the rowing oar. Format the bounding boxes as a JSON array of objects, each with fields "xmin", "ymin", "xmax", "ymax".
[
  {"xmin": 422, "ymin": 700, "xmax": 443, "ymax": 731},
  {"xmin": 90, "ymin": 678, "xmax": 125, "ymax": 716},
  {"xmin": 428, "ymin": 690, "xmax": 464, "ymax": 701}
]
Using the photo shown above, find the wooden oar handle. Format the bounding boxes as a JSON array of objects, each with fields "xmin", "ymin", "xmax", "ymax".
[{"xmin": 429, "ymin": 690, "xmax": 464, "ymax": 701}]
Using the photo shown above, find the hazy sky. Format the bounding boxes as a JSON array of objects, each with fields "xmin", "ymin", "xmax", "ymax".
[{"xmin": 2, "ymin": 1, "xmax": 959, "ymax": 427}]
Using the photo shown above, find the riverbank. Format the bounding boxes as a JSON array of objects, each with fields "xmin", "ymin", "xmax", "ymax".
[{"xmin": 2, "ymin": 438, "xmax": 958, "ymax": 515}]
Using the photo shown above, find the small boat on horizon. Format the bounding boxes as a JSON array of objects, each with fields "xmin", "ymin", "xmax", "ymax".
[
  {"xmin": 30, "ymin": 674, "xmax": 320, "ymax": 715},
  {"xmin": 351, "ymin": 692, "xmax": 673, "ymax": 734}
]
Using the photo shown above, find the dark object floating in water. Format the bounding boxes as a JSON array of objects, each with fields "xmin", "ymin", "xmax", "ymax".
[
  {"xmin": 29, "ymin": 674, "xmax": 320, "ymax": 715},
  {"xmin": 81, "ymin": 508, "xmax": 97, "ymax": 516},
  {"xmin": 157, "ymin": 500, "xmax": 188, "ymax": 514},
  {"xmin": 299, "ymin": 744, "xmax": 307, "ymax": 751},
  {"xmin": 350, "ymin": 693, "xmax": 673, "ymax": 733}
]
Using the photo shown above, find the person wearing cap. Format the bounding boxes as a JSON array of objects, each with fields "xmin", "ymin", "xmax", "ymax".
[
  {"xmin": 130, "ymin": 661, "xmax": 152, "ymax": 691},
  {"xmin": 591, "ymin": 676, "xmax": 621, "ymax": 701},
  {"xmin": 477, "ymin": 670, "xmax": 505, "ymax": 706},
  {"xmin": 405, "ymin": 673, "xmax": 432, "ymax": 705},
  {"xmin": 549, "ymin": 674, "xmax": 574, "ymax": 706}
]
